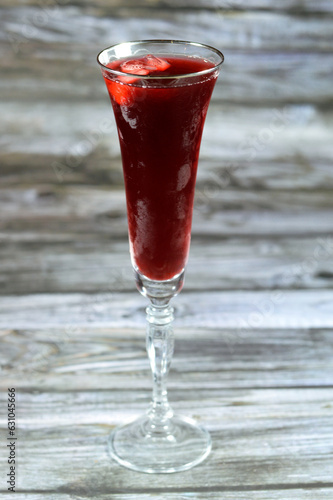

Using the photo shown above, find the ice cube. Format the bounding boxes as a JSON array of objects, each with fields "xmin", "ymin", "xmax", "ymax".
[
  {"xmin": 144, "ymin": 55, "xmax": 171, "ymax": 71},
  {"xmin": 120, "ymin": 60, "xmax": 150, "ymax": 75},
  {"xmin": 120, "ymin": 56, "xmax": 171, "ymax": 76}
]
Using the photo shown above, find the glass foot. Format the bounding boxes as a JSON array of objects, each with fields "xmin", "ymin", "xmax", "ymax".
[{"xmin": 108, "ymin": 414, "xmax": 211, "ymax": 473}]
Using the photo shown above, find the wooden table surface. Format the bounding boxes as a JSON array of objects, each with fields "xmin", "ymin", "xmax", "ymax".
[{"xmin": 1, "ymin": 0, "xmax": 333, "ymax": 498}]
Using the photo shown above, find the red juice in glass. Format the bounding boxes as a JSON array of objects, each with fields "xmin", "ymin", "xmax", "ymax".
[
  {"xmin": 97, "ymin": 40, "xmax": 224, "ymax": 475},
  {"xmin": 102, "ymin": 53, "xmax": 218, "ymax": 281}
]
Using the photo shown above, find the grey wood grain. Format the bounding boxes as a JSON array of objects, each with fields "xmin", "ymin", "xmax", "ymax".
[
  {"xmin": 1, "ymin": 0, "xmax": 333, "ymax": 13},
  {"xmin": 1, "ymin": 327, "xmax": 333, "ymax": 387},
  {"xmin": 1, "ymin": 154, "xmax": 333, "ymax": 192},
  {"xmin": 1, "ymin": 1, "xmax": 333, "ymax": 497},
  {"xmin": 4, "ymin": 8, "xmax": 333, "ymax": 53},
  {"xmin": 1, "ymin": 8, "xmax": 333, "ymax": 106},
  {"xmin": 0, "ymin": 236, "xmax": 333, "ymax": 294},
  {"xmin": 1, "ymin": 187, "xmax": 333, "ymax": 247},
  {"xmin": 1, "ymin": 290, "xmax": 333, "ymax": 329},
  {"xmin": 1, "ymin": 103, "xmax": 332, "ymax": 190},
  {"xmin": 2, "ymin": 414, "xmax": 332, "ymax": 492},
  {"xmin": 1, "ymin": 323, "xmax": 333, "ymax": 492},
  {"xmin": 2, "ymin": 492, "xmax": 333, "ymax": 500},
  {"xmin": 2, "ymin": 51, "xmax": 333, "ymax": 104}
]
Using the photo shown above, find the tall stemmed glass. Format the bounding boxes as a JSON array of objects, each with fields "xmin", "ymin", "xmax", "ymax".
[{"xmin": 97, "ymin": 40, "xmax": 223, "ymax": 473}]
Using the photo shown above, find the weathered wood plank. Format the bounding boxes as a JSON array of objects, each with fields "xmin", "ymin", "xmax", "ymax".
[
  {"xmin": 1, "ymin": 327, "xmax": 333, "ymax": 387},
  {"xmin": 1, "ymin": 319, "xmax": 333, "ymax": 493},
  {"xmin": 2, "ymin": 50, "xmax": 333, "ymax": 105},
  {"xmin": 0, "ymin": 236, "xmax": 332, "ymax": 294},
  {"xmin": 1, "ymin": 154, "xmax": 333, "ymax": 192},
  {"xmin": 1, "ymin": 102, "xmax": 332, "ymax": 180},
  {"xmin": 0, "ymin": 290, "xmax": 333, "ymax": 329},
  {"xmin": 3, "ymin": 8, "xmax": 333, "ymax": 53},
  {"xmin": 1, "ymin": 9, "xmax": 333, "ymax": 105},
  {"xmin": 1, "ymin": 186, "xmax": 333, "ymax": 244},
  {"xmin": 1, "ymin": 324, "xmax": 332, "ymax": 495},
  {"xmin": 1, "ymin": 492, "xmax": 333, "ymax": 500},
  {"xmin": 0, "ymin": 388, "xmax": 332, "ymax": 491},
  {"xmin": 1, "ymin": 186, "xmax": 333, "ymax": 219},
  {"xmin": 1, "ymin": 207, "xmax": 332, "ymax": 241},
  {"xmin": 1, "ymin": 0, "xmax": 333, "ymax": 13}
]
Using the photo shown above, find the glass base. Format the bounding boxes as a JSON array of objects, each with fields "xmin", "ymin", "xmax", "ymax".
[{"xmin": 108, "ymin": 414, "xmax": 211, "ymax": 473}]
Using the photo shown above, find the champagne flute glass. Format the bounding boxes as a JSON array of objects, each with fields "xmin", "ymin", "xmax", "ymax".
[{"xmin": 97, "ymin": 40, "xmax": 223, "ymax": 473}]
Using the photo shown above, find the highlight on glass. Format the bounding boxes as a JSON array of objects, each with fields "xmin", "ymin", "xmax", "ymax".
[{"xmin": 97, "ymin": 40, "xmax": 224, "ymax": 473}]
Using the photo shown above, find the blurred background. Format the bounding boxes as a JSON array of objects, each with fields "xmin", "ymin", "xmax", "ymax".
[
  {"xmin": 1, "ymin": 0, "xmax": 333, "ymax": 495},
  {"xmin": 1, "ymin": 1, "xmax": 333, "ymax": 305}
]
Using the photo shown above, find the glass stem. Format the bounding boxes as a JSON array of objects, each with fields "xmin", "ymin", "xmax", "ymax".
[{"xmin": 146, "ymin": 303, "xmax": 175, "ymax": 433}]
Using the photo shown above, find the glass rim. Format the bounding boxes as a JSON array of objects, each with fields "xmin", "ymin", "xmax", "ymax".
[{"xmin": 97, "ymin": 39, "xmax": 224, "ymax": 80}]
